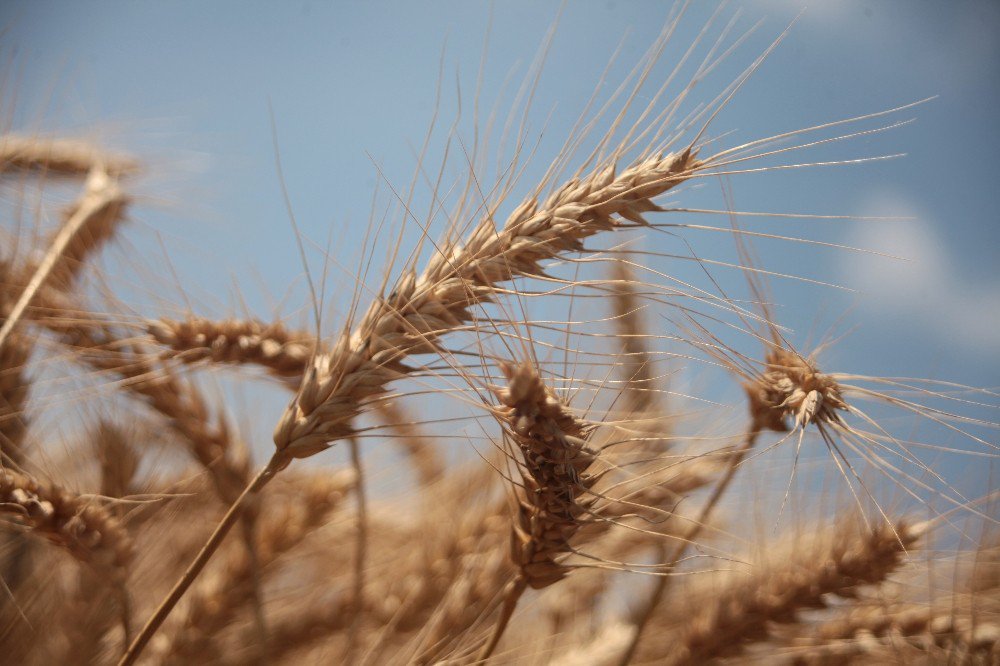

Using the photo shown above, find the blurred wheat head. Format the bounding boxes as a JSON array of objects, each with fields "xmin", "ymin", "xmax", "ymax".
[{"xmin": 0, "ymin": 7, "xmax": 997, "ymax": 666}]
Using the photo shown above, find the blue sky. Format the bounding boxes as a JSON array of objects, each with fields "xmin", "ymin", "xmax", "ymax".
[{"xmin": 3, "ymin": 1, "xmax": 998, "ymax": 506}]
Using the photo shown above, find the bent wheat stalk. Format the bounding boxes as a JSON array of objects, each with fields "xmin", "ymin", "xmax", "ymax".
[
  {"xmin": 620, "ymin": 345, "xmax": 849, "ymax": 664},
  {"xmin": 0, "ymin": 167, "xmax": 127, "ymax": 353}
]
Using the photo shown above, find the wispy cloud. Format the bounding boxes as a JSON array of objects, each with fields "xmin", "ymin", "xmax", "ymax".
[{"xmin": 841, "ymin": 191, "xmax": 1000, "ymax": 356}]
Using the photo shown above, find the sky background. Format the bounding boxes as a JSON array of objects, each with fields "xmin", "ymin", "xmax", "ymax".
[{"xmin": 2, "ymin": 1, "xmax": 998, "ymax": 510}]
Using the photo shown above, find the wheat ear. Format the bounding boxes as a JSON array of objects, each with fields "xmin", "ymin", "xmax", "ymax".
[
  {"xmin": 148, "ymin": 316, "xmax": 318, "ymax": 382},
  {"xmin": 660, "ymin": 520, "xmax": 924, "ymax": 666},
  {"xmin": 789, "ymin": 603, "xmax": 1000, "ymax": 662},
  {"xmin": 477, "ymin": 361, "xmax": 600, "ymax": 660},
  {"xmin": 0, "ymin": 468, "xmax": 134, "ymax": 647},
  {"xmin": 0, "ymin": 467, "xmax": 132, "ymax": 575},
  {"xmin": 122, "ymin": 147, "xmax": 702, "ymax": 665},
  {"xmin": 0, "ymin": 134, "xmax": 138, "ymax": 177},
  {"xmin": 273, "ymin": 148, "xmax": 701, "ymax": 460}
]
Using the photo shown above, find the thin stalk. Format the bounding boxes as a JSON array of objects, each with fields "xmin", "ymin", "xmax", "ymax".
[
  {"xmin": 240, "ymin": 515, "xmax": 269, "ymax": 666},
  {"xmin": 617, "ymin": 427, "xmax": 760, "ymax": 665},
  {"xmin": 118, "ymin": 454, "xmax": 284, "ymax": 666},
  {"xmin": 116, "ymin": 582, "xmax": 133, "ymax": 653},
  {"xmin": 346, "ymin": 437, "xmax": 368, "ymax": 665},
  {"xmin": 477, "ymin": 576, "xmax": 528, "ymax": 662}
]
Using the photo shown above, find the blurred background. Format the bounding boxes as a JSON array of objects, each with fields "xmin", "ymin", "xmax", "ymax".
[{"xmin": 2, "ymin": 1, "xmax": 997, "ymax": 510}]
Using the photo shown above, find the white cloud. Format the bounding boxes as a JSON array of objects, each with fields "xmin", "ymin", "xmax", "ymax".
[{"xmin": 841, "ymin": 192, "xmax": 1000, "ymax": 356}]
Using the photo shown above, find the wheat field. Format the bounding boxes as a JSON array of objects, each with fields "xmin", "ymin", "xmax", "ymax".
[{"xmin": 1, "ymin": 5, "xmax": 998, "ymax": 665}]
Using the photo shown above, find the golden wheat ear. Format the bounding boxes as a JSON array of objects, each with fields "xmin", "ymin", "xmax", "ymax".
[
  {"xmin": 0, "ymin": 468, "xmax": 135, "ymax": 649},
  {"xmin": 638, "ymin": 519, "xmax": 925, "ymax": 665},
  {"xmin": 0, "ymin": 135, "xmax": 139, "ymax": 178},
  {"xmin": 147, "ymin": 316, "xmax": 318, "ymax": 384},
  {"xmin": 471, "ymin": 360, "xmax": 602, "ymax": 660}
]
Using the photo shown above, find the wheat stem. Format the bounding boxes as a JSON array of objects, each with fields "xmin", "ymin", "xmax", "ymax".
[
  {"xmin": 118, "ymin": 453, "xmax": 285, "ymax": 666},
  {"xmin": 618, "ymin": 427, "xmax": 759, "ymax": 665},
  {"xmin": 346, "ymin": 436, "xmax": 368, "ymax": 665},
  {"xmin": 477, "ymin": 576, "xmax": 528, "ymax": 662}
]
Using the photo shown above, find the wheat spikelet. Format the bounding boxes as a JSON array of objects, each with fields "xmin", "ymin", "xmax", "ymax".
[{"xmin": 744, "ymin": 348, "xmax": 847, "ymax": 434}]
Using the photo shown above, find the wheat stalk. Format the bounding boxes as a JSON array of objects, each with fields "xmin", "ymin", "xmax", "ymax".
[{"xmin": 154, "ymin": 469, "xmax": 354, "ymax": 665}]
